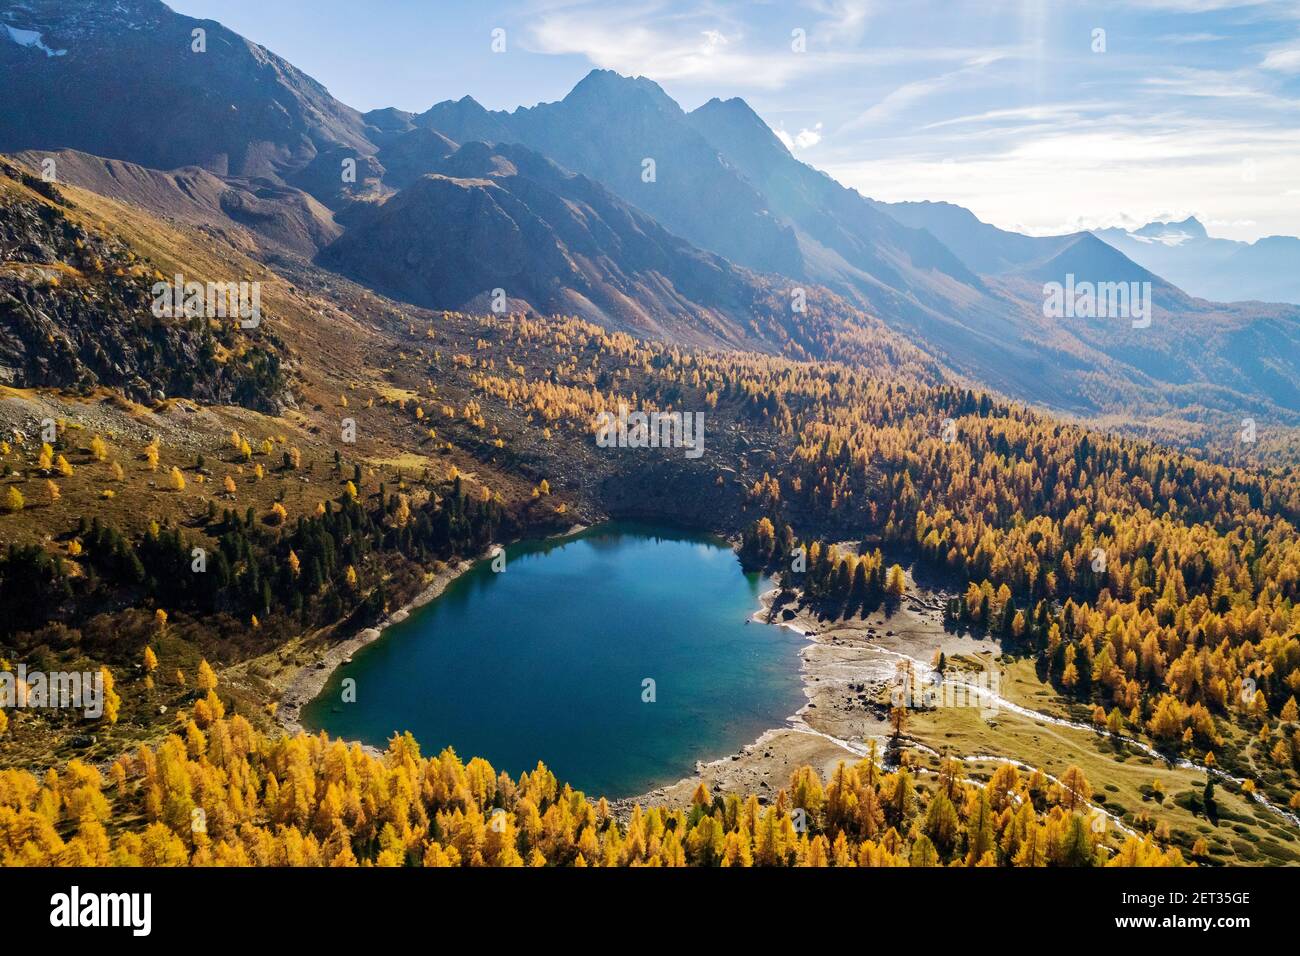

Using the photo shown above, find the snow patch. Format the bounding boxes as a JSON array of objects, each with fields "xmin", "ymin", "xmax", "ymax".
[{"xmin": 3, "ymin": 24, "xmax": 67, "ymax": 57}]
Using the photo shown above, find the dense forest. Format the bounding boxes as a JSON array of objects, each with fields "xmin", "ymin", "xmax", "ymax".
[
  {"xmin": 3, "ymin": 281, "xmax": 1297, "ymax": 868},
  {"xmin": 0, "ymin": 711, "xmax": 1184, "ymax": 867},
  {"xmin": 2, "ymin": 462, "xmax": 512, "ymax": 665},
  {"xmin": 465, "ymin": 309, "xmax": 1300, "ymax": 816}
]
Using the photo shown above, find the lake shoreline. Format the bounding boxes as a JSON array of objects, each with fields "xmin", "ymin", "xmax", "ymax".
[
  {"xmin": 274, "ymin": 556, "xmax": 477, "ymax": 745},
  {"xmin": 273, "ymin": 526, "xmax": 961, "ymax": 814},
  {"xmin": 620, "ymin": 572, "xmax": 979, "ymax": 812},
  {"xmin": 616, "ymin": 584, "xmax": 840, "ymax": 812},
  {"xmin": 275, "ymin": 523, "xmax": 590, "ymax": 746}
]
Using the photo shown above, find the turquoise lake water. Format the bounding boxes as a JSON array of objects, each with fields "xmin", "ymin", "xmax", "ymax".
[{"xmin": 301, "ymin": 523, "xmax": 807, "ymax": 798}]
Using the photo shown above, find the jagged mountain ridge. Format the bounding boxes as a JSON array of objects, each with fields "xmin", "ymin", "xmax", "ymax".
[
  {"xmin": 414, "ymin": 71, "xmax": 804, "ymax": 277},
  {"xmin": 0, "ymin": 0, "xmax": 373, "ymax": 184},
  {"xmin": 321, "ymin": 141, "xmax": 810, "ymax": 348},
  {"xmin": 3, "ymin": 1, "xmax": 1296, "ymax": 431}
]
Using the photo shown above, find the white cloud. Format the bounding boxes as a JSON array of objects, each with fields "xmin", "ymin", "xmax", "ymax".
[
  {"xmin": 700, "ymin": 29, "xmax": 729, "ymax": 56},
  {"xmin": 525, "ymin": 4, "xmax": 846, "ymax": 90},
  {"xmin": 523, "ymin": 2, "xmax": 1005, "ymax": 92},
  {"xmin": 1261, "ymin": 44, "xmax": 1300, "ymax": 73},
  {"xmin": 775, "ymin": 122, "xmax": 824, "ymax": 150},
  {"xmin": 822, "ymin": 120, "xmax": 1300, "ymax": 242},
  {"xmin": 795, "ymin": 123, "xmax": 824, "ymax": 148}
]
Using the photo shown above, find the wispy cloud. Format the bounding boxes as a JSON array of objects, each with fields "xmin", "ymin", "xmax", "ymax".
[
  {"xmin": 1158, "ymin": 32, "xmax": 1226, "ymax": 44},
  {"xmin": 1124, "ymin": 0, "xmax": 1276, "ymax": 11},
  {"xmin": 840, "ymin": 53, "xmax": 1009, "ymax": 130},
  {"xmin": 920, "ymin": 101, "xmax": 1122, "ymax": 131},
  {"xmin": 522, "ymin": 1, "xmax": 1003, "ymax": 92},
  {"xmin": 1261, "ymin": 43, "xmax": 1300, "ymax": 74},
  {"xmin": 805, "ymin": 0, "xmax": 875, "ymax": 45},
  {"xmin": 524, "ymin": 2, "xmax": 849, "ymax": 89},
  {"xmin": 1141, "ymin": 66, "xmax": 1300, "ymax": 109}
]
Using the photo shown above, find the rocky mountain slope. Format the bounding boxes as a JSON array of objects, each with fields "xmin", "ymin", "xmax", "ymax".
[
  {"xmin": 877, "ymin": 200, "xmax": 1300, "ymax": 425},
  {"xmin": 0, "ymin": 0, "xmax": 372, "ymax": 183},
  {"xmin": 3, "ymin": 1, "xmax": 1296, "ymax": 443},
  {"xmin": 320, "ymin": 141, "xmax": 790, "ymax": 346},
  {"xmin": 0, "ymin": 159, "xmax": 289, "ymax": 410},
  {"xmin": 12, "ymin": 149, "xmax": 341, "ymax": 258},
  {"xmin": 416, "ymin": 72, "xmax": 803, "ymax": 276},
  {"xmin": 415, "ymin": 71, "xmax": 1300, "ymax": 424}
]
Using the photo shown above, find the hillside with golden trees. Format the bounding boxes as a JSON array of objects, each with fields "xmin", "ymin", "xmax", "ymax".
[
  {"xmin": 0, "ymin": 715, "xmax": 1185, "ymax": 867},
  {"xmin": 458, "ymin": 309, "xmax": 1300, "ymax": 819},
  {"xmin": 2, "ymin": 170, "xmax": 1295, "ymax": 867}
]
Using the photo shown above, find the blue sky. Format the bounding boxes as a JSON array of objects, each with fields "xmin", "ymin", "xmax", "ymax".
[{"xmin": 168, "ymin": 0, "xmax": 1300, "ymax": 242}]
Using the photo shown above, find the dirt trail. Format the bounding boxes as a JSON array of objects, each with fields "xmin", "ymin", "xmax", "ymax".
[{"xmin": 639, "ymin": 578, "xmax": 1300, "ymax": 835}]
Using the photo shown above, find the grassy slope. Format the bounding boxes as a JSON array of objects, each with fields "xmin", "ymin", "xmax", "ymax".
[{"xmin": 905, "ymin": 658, "xmax": 1298, "ymax": 865}]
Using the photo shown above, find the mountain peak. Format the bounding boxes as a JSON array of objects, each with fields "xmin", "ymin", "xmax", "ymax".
[
  {"xmin": 692, "ymin": 96, "xmax": 770, "ymax": 132},
  {"xmin": 1134, "ymin": 216, "xmax": 1207, "ymax": 240},
  {"xmin": 697, "ymin": 96, "xmax": 760, "ymax": 118},
  {"xmin": 421, "ymin": 94, "xmax": 489, "ymax": 116},
  {"xmin": 420, "ymin": 94, "xmax": 491, "ymax": 119},
  {"xmin": 364, "ymin": 106, "xmax": 415, "ymax": 132},
  {"xmin": 564, "ymin": 69, "xmax": 680, "ymax": 114},
  {"xmin": 688, "ymin": 96, "xmax": 789, "ymax": 157},
  {"xmin": 413, "ymin": 93, "xmax": 513, "ymax": 145}
]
